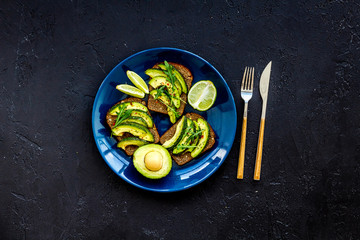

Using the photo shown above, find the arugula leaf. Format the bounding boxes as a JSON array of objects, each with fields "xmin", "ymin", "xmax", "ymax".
[
  {"xmin": 174, "ymin": 128, "xmax": 205, "ymax": 150},
  {"xmin": 173, "ymin": 124, "xmax": 194, "ymax": 150},
  {"xmin": 114, "ymin": 109, "xmax": 133, "ymax": 128},
  {"xmin": 163, "ymin": 61, "xmax": 177, "ymax": 91},
  {"xmin": 152, "ymin": 87, "xmax": 181, "ymax": 118},
  {"xmin": 154, "ymin": 86, "xmax": 166, "ymax": 99},
  {"xmin": 166, "ymin": 105, "xmax": 181, "ymax": 118},
  {"xmin": 189, "ymin": 129, "xmax": 204, "ymax": 140},
  {"xmin": 112, "ymin": 105, "xmax": 133, "ymax": 129}
]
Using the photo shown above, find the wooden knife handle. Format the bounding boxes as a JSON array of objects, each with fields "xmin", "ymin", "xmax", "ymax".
[
  {"xmin": 254, "ymin": 118, "xmax": 265, "ymax": 181},
  {"xmin": 237, "ymin": 117, "xmax": 247, "ymax": 179}
]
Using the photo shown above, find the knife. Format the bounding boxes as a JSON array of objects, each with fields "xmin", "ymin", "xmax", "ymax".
[{"xmin": 254, "ymin": 61, "xmax": 272, "ymax": 181}]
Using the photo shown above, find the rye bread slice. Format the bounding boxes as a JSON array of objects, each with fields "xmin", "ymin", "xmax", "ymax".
[
  {"xmin": 106, "ymin": 97, "xmax": 160, "ymax": 156},
  {"xmin": 160, "ymin": 113, "xmax": 216, "ymax": 165},
  {"xmin": 147, "ymin": 62, "xmax": 193, "ymax": 116}
]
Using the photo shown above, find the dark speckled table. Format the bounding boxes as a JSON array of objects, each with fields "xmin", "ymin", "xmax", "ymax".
[{"xmin": 1, "ymin": 1, "xmax": 360, "ymax": 239}]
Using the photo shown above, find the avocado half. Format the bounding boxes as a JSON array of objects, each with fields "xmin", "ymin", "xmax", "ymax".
[{"xmin": 133, "ymin": 144, "xmax": 172, "ymax": 179}]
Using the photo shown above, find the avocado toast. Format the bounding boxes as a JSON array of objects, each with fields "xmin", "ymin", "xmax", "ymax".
[
  {"xmin": 147, "ymin": 62, "xmax": 193, "ymax": 123},
  {"xmin": 160, "ymin": 113, "xmax": 216, "ymax": 166},
  {"xmin": 106, "ymin": 97, "xmax": 160, "ymax": 156}
]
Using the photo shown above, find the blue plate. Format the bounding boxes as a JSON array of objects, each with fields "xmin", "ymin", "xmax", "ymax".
[{"xmin": 92, "ymin": 47, "xmax": 237, "ymax": 192}]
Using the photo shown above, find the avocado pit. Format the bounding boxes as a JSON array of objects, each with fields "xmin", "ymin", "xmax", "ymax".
[
  {"xmin": 144, "ymin": 151, "xmax": 163, "ymax": 171},
  {"xmin": 133, "ymin": 144, "xmax": 172, "ymax": 179}
]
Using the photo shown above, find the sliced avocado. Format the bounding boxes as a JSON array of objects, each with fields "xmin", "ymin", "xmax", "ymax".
[
  {"xmin": 149, "ymin": 89, "xmax": 171, "ymax": 106},
  {"xmin": 157, "ymin": 63, "xmax": 186, "ymax": 93},
  {"xmin": 109, "ymin": 102, "xmax": 148, "ymax": 116},
  {"xmin": 148, "ymin": 76, "xmax": 170, "ymax": 89},
  {"xmin": 187, "ymin": 121, "xmax": 200, "ymax": 153},
  {"xmin": 149, "ymin": 76, "xmax": 180, "ymax": 108},
  {"xmin": 172, "ymin": 68, "xmax": 188, "ymax": 94},
  {"xmin": 121, "ymin": 116, "xmax": 148, "ymax": 127},
  {"xmin": 133, "ymin": 144, "xmax": 172, "ymax": 179},
  {"xmin": 173, "ymin": 119, "xmax": 195, "ymax": 155},
  {"xmin": 162, "ymin": 116, "xmax": 187, "ymax": 149},
  {"xmin": 167, "ymin": 107, "xmax": 177, "ymax": 124},
  {"xmin": 173, "ymin": 79, "xmax": 183, "ymax": 95},
  {"xmin": 112, "ymin": 123, "xmax": 154, "ymax": 142},
  {"xmin": 157, "ymin": 63, "xmax": 166, "ymax": 70},
  {"xmin": 145, "ymin": 68, "xmax": 167, "ymax": 78},
  {"xmin": 129, "ymin": 110, "xmax": 153, "ymax": 128},
  {"xmin": 191, "ymin": 118, "xmax": 210, "ymax": 158},
  {"xmin": 150, "ymin": 89, "xmax": 178, "ymax": 124},
  {"xmin": 117, "ymin": 137, "xmax": 149, "ymax": 150}
]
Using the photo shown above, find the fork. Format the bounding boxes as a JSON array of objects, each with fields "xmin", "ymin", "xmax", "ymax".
[{"xmin": 237, "ymin": 67, "xmax": 254, "ymax": 179}]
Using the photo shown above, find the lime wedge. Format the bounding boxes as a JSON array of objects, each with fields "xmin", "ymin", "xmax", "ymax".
[
  {"xmin": 116, "ymin": 84, "xmax": 145, "ymax": 98},
  {"xmin": 126, "ymin": 70, "xmax": 149, "ymax": 94},
  {"xmin": 188, "ymin": 80, "xmax": 217, "ymax": 111}
]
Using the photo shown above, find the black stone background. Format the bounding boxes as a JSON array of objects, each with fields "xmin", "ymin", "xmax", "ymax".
[{"xmin": 0, "ymin": 0, "xmax": 359, "ymax": 239}]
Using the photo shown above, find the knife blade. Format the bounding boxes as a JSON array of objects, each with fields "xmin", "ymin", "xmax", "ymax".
[
  {"xmin": 259, "ymin": 61, "xmax": 272, "ymax": 118},
  {"xmin": 254, "ymin": 61, "xmax": 272, "ymax": 181}
]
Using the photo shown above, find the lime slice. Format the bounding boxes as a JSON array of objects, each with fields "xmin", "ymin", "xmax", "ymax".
[
  {"xmin": 116, "ymin": 84, "xmax": 145, "ymax": 98},
  {"xmin": 188, "ymin": 80, "xmax": 217, "ymax": 111},
  {"xmin": 126, "ymin": 70, "xmax": 149, "ymax": 94}
]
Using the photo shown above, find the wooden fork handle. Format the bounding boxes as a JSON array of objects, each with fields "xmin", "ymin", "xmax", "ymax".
[
  {"xmin": 237, "ymin": 117, "xmax": 247, "ymax": 179},
  {"xmin": 254, "ymin": 118, "xmax": 265, "ymax": 181}
]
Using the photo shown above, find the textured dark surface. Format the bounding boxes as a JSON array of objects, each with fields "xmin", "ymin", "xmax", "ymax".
[{"xmin": 1, "ymin": 0, "xmax": 360, "ymax": 239}]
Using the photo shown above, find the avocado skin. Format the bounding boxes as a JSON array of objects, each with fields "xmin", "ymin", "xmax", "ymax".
[
  {"xmin": 117, "ymin": 137, "xmax": 149, "ymax": 150},
  {"xmin": 133, "ymin": 144, "xmax": 172, "ymax": 179}
]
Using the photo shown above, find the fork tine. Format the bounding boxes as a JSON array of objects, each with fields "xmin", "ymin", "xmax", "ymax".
[
  {"xmin": 245, "ymin": 67, "xmax": 251, "ymax": 90},
  {"xmin": 250, "ymin": 67, "xmax": 254, "ymax": 90},
  {"xmin": 241, "ymin": 67, "xmax": 248, "ymax": 90}
]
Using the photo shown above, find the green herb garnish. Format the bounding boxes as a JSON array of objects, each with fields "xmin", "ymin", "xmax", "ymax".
[
  {"xmin": 152, "ymin": 86, "xmax": 181, "ymax": 118},
  {"xmin": 166, "ymin": 104, "xmax": 181, "ymax": 118},
  {"xmin": 113, "ymin": 105, "xmax": 133, "ymax": 129},
  {"xmin": 154, "ymin": 85, "xmax": 166, "ymax": 99},
  {"xmin": 114, "ymin": 109, "xmax": 133, "ymax": 128},
  {"xmin": 174, "ymin": 129, "xmax": 204, "ymax": 150},
  {"xmin": 163, "ymin": 61, "xmax": 177, "ymax": 91},
  {"xmin": 189, "ymin": 129, "xmax": 204, "ymax": 140}
]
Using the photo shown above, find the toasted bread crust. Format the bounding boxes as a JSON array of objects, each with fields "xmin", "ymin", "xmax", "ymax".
[
  {"xmin": 147, "ymin": 62, "xmax": 193, "ymax": 116},
  {"xmin": 160, "ymin": 113, "xmax": 216, "ymax": 165},
  {"xmin": 106, "ymin": 97, "xmax": 160, "ymax": 156}
]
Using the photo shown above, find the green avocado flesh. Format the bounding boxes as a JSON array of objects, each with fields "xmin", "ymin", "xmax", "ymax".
[
  {"xmin": 109, "ymin": 102, "xmax": 148, "ymax": 115},
  {"xmin": 149, "ymin": 89, "xmax": 171, "ymax": 106},
  {"xmin": 145, "ymin": 68, "xmax": 167, "ymax": 78},
  {"xmin": 112, "ymin": 123, "xmax": 154, "ymax": 142},
  {"xmin": 167, "ymin": 108, "xmax": 177, "ymax": 124},
  {"xmin": 150, "ymin": 89, "xmax": 178, "ymax": 123},
  {"xmin": 157, "ymin": 63, "xmax": 166, "ymax": 71},
  {"xmin": 156, "ymin": 63, "xmax": 185, "ymax": 94},
  {"xmin": 172, "ymin": 68, "xmax": 187, "ymax": 94},
  {"xmin": 129, "ymin": 110, "xmax": 153, "ymax": 128},
  {"xmin": 148, "ymin": 77, "xmax": 180, "ymax": 108},
  {"xmin": 121, "ymin": 116, "xmax": 148, "ymax": 127},
  {"xmin": 133, "ymin": 144, "xmax": 172, "ymax": 179},
  {"xmin": 191, "ymin": 118, "xmax": 210, "ymax": 158},
  {"xmin": 172, "ymin": 118, "xmax": 195, "ymax": 155},
  {"xmin": 117, "ymin": 137, "xmax": 149, "ymax": 150},
  {"xmin": 187, "ymin": 121, "xmax": 200, "ymax": 153},
  {"xmin": 162, "ymin": 116, "xmax": 187, "ymax": 149}
]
